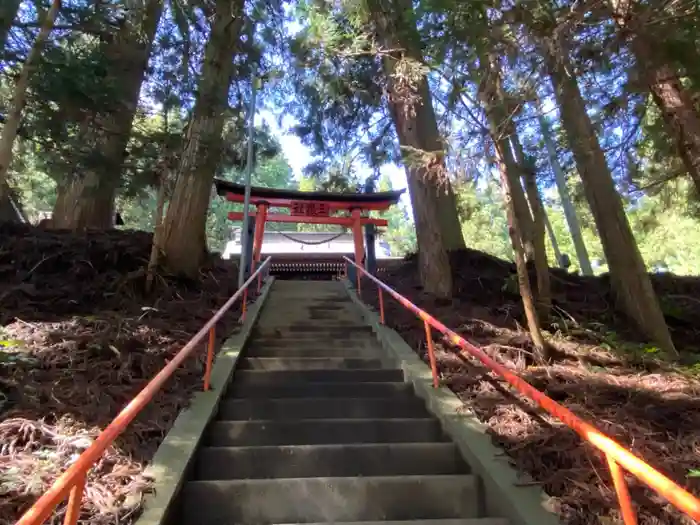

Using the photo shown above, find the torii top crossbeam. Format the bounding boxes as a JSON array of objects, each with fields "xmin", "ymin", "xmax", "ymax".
[{"xmin": 213, "ymin": 179, "xmax": 405, "ymax": 280}]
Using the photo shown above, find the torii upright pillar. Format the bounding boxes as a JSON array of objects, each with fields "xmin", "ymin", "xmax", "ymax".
[
  {"xmin": 351, "ymin": 208, "xmax": 364, "ymax": 295},
  {"xmin": 250, "ymin": 203, "xmax": 268, "ymax": 274}
]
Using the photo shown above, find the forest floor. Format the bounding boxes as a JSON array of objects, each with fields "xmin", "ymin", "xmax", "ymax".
[
  {"xmin": 0, "ymin": 223, "xmax": 250, "ymax": 525},
  {"xmin": 366, "ymin": 250, "xmax": 700, "ymax": 525}
]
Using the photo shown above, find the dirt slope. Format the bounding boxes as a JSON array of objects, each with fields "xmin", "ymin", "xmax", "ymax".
[
  {"xmin": 0, "ymin": 224, "xmax": 248, "ymax": 524},
  {"xmin": 368, "ymin": 249, "xmax": 700, "ymax": 525}
]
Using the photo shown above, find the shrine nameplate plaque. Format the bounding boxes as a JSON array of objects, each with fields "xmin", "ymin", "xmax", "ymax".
[{"xmin": 290, "ymin": 201, "xmax": 330, "ymax": 217}]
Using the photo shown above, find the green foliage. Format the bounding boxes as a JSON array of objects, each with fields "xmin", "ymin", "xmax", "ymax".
[
  {"xmin": 628, "ymin": 197, "xmax": 700, "ymax": 275},
  {"xmin": 115, "ymin": 153, "xmax": 296, "ymax": 253},
  {"xmin": 2, "ymin": 0, "xmax": 700, "ymax": 283},
  {"xmin": 8, "ymin": 145, "xmax": 57, "ymax": 221},
  {"xmin": 376, "ymin": 174, "xmax": 416, "ymax": 255},
  {"xmin": 207, "ymin": 154, "xmax": 296, "ymax": 252},
  {"xmin": 456, "ymin": 180, "xmax": 512, "ymax": 261}
]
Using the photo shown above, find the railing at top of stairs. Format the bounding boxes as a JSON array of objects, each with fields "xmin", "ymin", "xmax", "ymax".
[
  {"xmin": 16, "ymin": 257, "xmax": 273, "ymax": 525},
  {"xmin": 343, "ymin": 256, "xmax": 700, "ymax": 525}
]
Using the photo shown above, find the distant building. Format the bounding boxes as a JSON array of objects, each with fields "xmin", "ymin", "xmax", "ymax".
[{"xmin": 222, "ymin": 230, "xmax": 394, "ymax": 260}]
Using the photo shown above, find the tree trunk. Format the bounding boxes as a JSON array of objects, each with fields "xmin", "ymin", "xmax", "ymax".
[
  {"xmin": 544, "ymin": 40, "xmax": 677, "ymax": 356},
  {"xmin": 366, "ymin": 0, "xmax": 455, "ymax": 297},
  {"xmin": 538, "ymin": 111, "xmax": 594, "ymax": 275},
  {"xmin": 385, "ymin": 77, "xmax": 454, "ymax": 298},
  {"xmin": 494, "ymin": 139, "xmax": 549, "ymax": 362},
  {"xmin": 161, "ymin": 0, "xmax": 244, "ymax": 277},
  {"xmin": 497, "ymin": 132, "xmax": 535, "ymax": 259},
  {"xmin": 510, "ymin": 129, "xmax": 551, "ymax": 315},
  {"xmin": 477, "ymin": 59, "xmax": 535, "ymax": 260},
  {"xmin": 51, "ymin": 171, "xmax": 116, "ymax": 229},
  {"xmin": 437, "ymin": 184, "xmax": 466, "ymax": 251},
  {"xmin": 0, "ymin": 0, "xmax": 61, "ymax": 203},
  {"xmin": 542, "ymin": 210, "xmax": 563, "ymax": 267},
  {"xmin": 52, "ymin": 0, "xmax": 163, "ymax": 230},
  {"xmin": 365, "ymin": 0, "xmax": 464, "ymax": 252},
  {"xmin": 608, "ymin": 0, "xmax": 700, "ymax": 192},
  {"xmin": 0, "ymin": 0, "xmax": 21, "ymax": 52},
  {"xmin": 639, "ymin": 46, "xmax": 700, "ymax": 192},
  {"xmin": 0, "ymin": 182, "xmax": 26, "ymax": 223},
  {"xmin": 146, "ymin": 177, "xmax": 167, "ymax": 292}
]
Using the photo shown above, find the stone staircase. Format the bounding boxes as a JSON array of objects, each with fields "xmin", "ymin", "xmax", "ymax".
[{"xmin": 178, "ymin": 280, "xmax": 508, "ymax": 525}]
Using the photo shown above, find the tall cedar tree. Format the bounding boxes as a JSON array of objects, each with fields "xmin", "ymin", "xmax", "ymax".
[
  {"xmin": 542, "ymin": 32, "xmax": 677, "ymax": 356},
  {"xmin": 161, "ymin": 0, "xmax": 245, "ymax": 276},
  {"xmin": 0, "ymin": 0, "xmax": 21, "ymax": 52},
  {"xmin": 0, "ymin": 0, "xmax": 61, "ymax": 222},
  {"xmin": 50, "ymin": 0, "xmax": 163, "ymax": 230},
  {"xmin": 608, "ymin": 0, "xmax": 700, "ymax": 193},
  {"xmin": 364, "ymin": 0, "xmax": 459, "ymax": 297}
]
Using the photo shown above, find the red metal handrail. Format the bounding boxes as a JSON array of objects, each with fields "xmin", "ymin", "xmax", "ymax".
[
  {"xmin": 17, "ymin": 257, "xmax": 272, "ymax": 525},
  {"xmin": 344, "ymin": 256, "xmax": 700, "ymax": 525}
]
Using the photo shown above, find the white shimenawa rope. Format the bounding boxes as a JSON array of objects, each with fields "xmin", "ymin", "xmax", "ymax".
[{"xmin": 267, "ymin": 224, "xmax": 349, "ymax": 245}]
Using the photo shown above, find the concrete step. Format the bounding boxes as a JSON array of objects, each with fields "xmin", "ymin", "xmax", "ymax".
[
  {"xmin": 238, "ymin": 357, "xmax": 386, "ymax": 370},
  {"xmin": 227, "ymin": 381, "xmax": 413, "ymax": 399},
  {"xmin": 258, "ymin": 325, "xmax": 373, "ymax": 334},
  {"xmin": 258, "ymin": 316, "xmax": 366, "ymax": 325},
  {"xmin": 195, "ymin": 443, "xmax": 468, "ymax": 480},
  {"xmin": 244, "ymin": 346, "xmax": 378, "ymax": 358},
  {"xmin": 251, "ymin": 332, "xmax": 375, "ymax": 340},
  {"xmin": 232, "ymin": 369, "xmax": 404, "ymax": 385},
  {"xmin": 251, "ymin": 331, "xmax": 373, "ymax": 342},
  {"xmin": 275, "ymin": 518, "xmax": 509, "ymax": 525},
  {"xmin": 206, "ymin": 418, "xmax": 445, "ymax": 446},
  {"xmin": 269, "ymin": 283, "xmax": 347, "ymax": 294},
  {"xmin": 217, "ymin": 397, "xmax": 429, "ymax": 420},
  {"xmin": 182, "ymin": 475, "xmax": 479, "ymax": 524},
  {"xmin": 249, "ymin": 338, "xmax": 376, "ymax": 348}
]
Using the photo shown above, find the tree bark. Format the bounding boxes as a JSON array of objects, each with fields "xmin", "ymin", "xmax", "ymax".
[
  {"xmin": 51, "ymin": 171, "xmax": 116, "ymax": 229},
  {"xmin": 544, "ymin": 39, "xmax": 677, "ymax": 356},
  {"xmin": 386, "ymin": 77, "xmax": 454, "ymax": 298},
  {"xmin": 161, "ymin": 0, "xmax": 244, "ymax": 277},
  {"xmin": 51, "ymin": 0, "xmax": 163, "ymax": 230},
  {"xmin": 366, "ymin": 0, "xmax": 455, "ymax": 297},
  {"xmin": 478, "ymin": 58, "xmax": 535, "ymax": 259},
  {"xmin": 538, "ymin": 111, "xmax": 594, "ymax": 275},
  {"xmin": 0, "ymin": 0, "xmax": 61, "ymax": 204},
  {"xmin": 437, "ymin": 183, "xmax": 466, "ymax": 251},
  {"xmin": 0, "ymin": 182, "xmax": 26, "ymax": 223},
  {"xmin": 494, "ymin": 139, "xmax": 549, "ymax": 362},
  {"xmin": 608, "ymin": 0, "xmax": 700, "ymax": 192},
  {"xmin": 542, "ymin": 210, "xmax": 563, "ymax": 267},
  {"xmin": 510, "ymin": 129, "xmax": 551, "ymax": 315},
  {"xmin": 0, "ymin": 0, "xmax": 21, "ymax": 52},
  {"xmin": 146, "ymin": 177, "xmax": 167, "ymax": 292},
  {"xmin": 638, "ymin": 45, "xmax": 700, "ymax": 192},
  {"xmin": 365, "ymin": 0, "xmax": 464, "ymax": 252}
]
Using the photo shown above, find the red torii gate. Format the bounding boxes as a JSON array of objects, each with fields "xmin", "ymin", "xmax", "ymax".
[{"xmin": 213, "ymin": 180, "xmax": 404, "ymax": 278}]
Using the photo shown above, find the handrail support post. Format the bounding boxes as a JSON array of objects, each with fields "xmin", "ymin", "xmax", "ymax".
[
  {"xmin": 424, "ymin": 320, "xmax": 439, "ymax": 388},
  {"xmin": 607, "ymin": 455, "xmax": 638, "ymax": 525},
  {"xmin": 62, "ymin": 474, "xmax": 86, "ymax": 525},
  {"xmin": 204, "ymin": 325, "xmax": 216, "ymax": 391},
  {"xmin": 379, "ymin": 288, "xmax": 385, "ymax": 324},
  {"xmin": 242, "ymin": 288, "xmax": 248, "ymax": 321}
]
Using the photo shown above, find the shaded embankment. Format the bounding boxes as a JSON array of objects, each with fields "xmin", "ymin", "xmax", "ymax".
[
  {"xmin": 367, "ymin": 249, "xmax": 700, "ymax": 525},
  {"xmin": 0, "ymin": 224, "xmax": 249, "ymax": 524}
]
